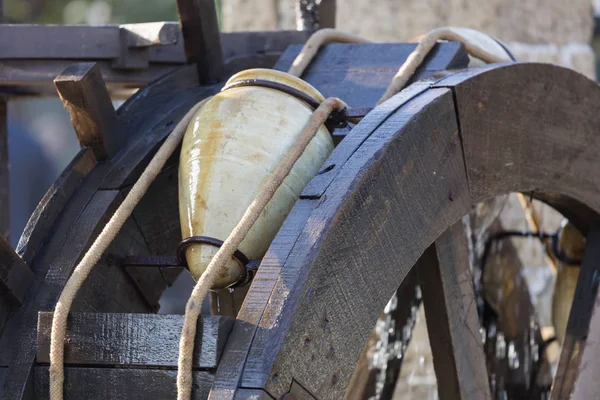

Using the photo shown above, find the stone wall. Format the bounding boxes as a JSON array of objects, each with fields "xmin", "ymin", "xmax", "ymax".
[{"xmin": 222, "ymin": 0, "xmax": 596, "ymax": 78}]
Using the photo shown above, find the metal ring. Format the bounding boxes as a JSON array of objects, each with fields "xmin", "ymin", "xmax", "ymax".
[
  {"xmin": 221, "ymin": 78, "xmax": 322, "ymax": 110},
  {"xmin": 221, "ymin": 78, "xmax": 349, "ymax": 130},
  {"xmin": 177, "ymin": 236, "xmax": 250, "ymax": 267}
]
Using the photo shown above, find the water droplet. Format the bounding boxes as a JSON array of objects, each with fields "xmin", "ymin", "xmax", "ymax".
[
  {"xmin": 480, "ymin": 327, "xmax": 487, "ymax": 345},
  {"xmin": 508, "ymin": 341, "xmax": 520, "ymax": 370},
  {"xmin": 496, "ymin": 332, "xmax": 506, "ymax": 359},
  {"xmin": 488, "ymin": 323, "xmax": 497, "ymax": 339},
  {"xmin": 415, "ymin": 285, "xmax": 422, "ymax": 300}
]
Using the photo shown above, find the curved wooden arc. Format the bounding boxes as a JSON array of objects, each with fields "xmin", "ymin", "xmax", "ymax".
[{"xmin": 211, "ymin": 63, "xmax": 600, "ymax": 399}]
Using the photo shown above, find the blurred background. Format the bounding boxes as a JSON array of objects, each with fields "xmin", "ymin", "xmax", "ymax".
[{"xmin": 2, "ymin": 1, "xmax": 600, "ymax": 398}]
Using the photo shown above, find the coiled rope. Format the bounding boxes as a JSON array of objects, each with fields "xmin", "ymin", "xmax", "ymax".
[{"xmin": 50, "ymin": 26, "xmax": 513, "ymax": 400}]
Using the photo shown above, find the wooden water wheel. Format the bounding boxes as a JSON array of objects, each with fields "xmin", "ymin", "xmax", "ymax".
[{"xmin": 1, "ymin": 2, "xmax": 600, "ymax": 400}]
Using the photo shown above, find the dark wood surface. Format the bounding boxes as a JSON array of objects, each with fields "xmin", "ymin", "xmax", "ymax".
[
  {"xmin": 274, "ymin": 42, "xmax": 468, "ymax": 108},
  {"xmin": 16, "ymin": 149, "xmax": 97, "ymax": 264},
  {"xmin": 0, "ymin": 99, "xmax": 6, "ymax": 240},
  {"xmin": 34, "ymin": 367, "xmax": 214, "ymax": 399},
  {"xmin": 176, "ymin": 0, "xmax": 224, "ymax": 83},
  {"xmin": 0, "ymin": 29, "xmax": 309, "ymax": 93},
  {"xmin": 0, "ymin": 235, "xmax": 33, "ymax": 306},
  {"xmin": 54, "ymin": 63, "xmax": 124, "ymax": 160},
  {"xmin": 0, "ymin": 67, "xmax": 218, "ymax": 399},
  {"xmin": 419, "ymin": 222, "xmax": 491, "ymax": 400},
  {"xmin": 211, "ymin": 200, "xmax": 317, "ymax": 397},
  {"xmin": 432, "ymin": 63, "xmax": 600, "ymax": 233},
  {"xmin": 551, "ymin": 229, "xmax": 600, "ymax": 399},
  {"xmin": 36, "ymin": 312, "xmax": 233, "ymax": 368},
  {"xmin": 240, "ymin": 89, "xmax": 468, "ymax": 399}
]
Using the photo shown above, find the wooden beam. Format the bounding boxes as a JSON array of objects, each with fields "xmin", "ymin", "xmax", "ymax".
[
  {"xmin": 0, "ymin": 235, "xmax": 34, "ymax": 305},
  {"xmin": 318, "ymin": 0, "xmax": 336, "ymax": 29},
  {"xmin": 36, "ymin": 312, "xmax": 233, "ymax": 369},
  {"xmin": 34, "ymin": 367, "xmax": 213, "ymax": 400},
  {"xmin": 418, "ymin": 222, "xmax": 491, "ymax": 400},
  {"xmin": 551, "ymin": 228, "xmax": 600, "ymax": 399},
  {"xmin": 121, "ymin": 22, "xmax": 179, "ymax": 48},
  {"xmin": 176, "ymin": 0, "xmax": 224, "ymax": 83},
  {"xmin": 572, "ymin": 263, "xmax": 600, "ymax": 399},
  {"xmin": 0, "ymin": 97, "xmax": 7, "ymax": 239},
  {"xmin": 54, "ymin": 63, "xmax": 124, "ymax": 160}
]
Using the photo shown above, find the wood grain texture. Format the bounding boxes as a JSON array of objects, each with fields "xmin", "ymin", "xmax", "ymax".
[
  {"xmin": 36, "ymin": 312, "xmax": 233, "ymax": 368},
  {"xmin": 0, "ymin": 235, "xmax": 34, "ymax": 305},
  {"xmin": 299, "ymin": 79, "xmax": 436, "ymax": 199},
  {"xmin": 16, "ymin": 149, "xmax": 97, "ymax": 264},
  {"xmin": 418, "ymin": 222, "xmax": 491, "ymax": 400},
  {"xmin": 551, "ymin": 229, "xmax": 600, "ymax": 400},
  {"xmin": 0, "ymin": 99, "xmax": 6, "ymax": 240},
  {"xmin": 571, "ymin": 245, "xmax": 600, "ymax": 400},
  {"xmin": 210, "ymin": 200, "xmax": 316, "ymax": 398},
  {"xmin": 0, "ymin": 25, "xmax": 120, "ymax": 59},
  {"xmin": 54, "ymin": 63, "xmax": 124, "ymax": 160},
  {"xmin": 233, "ymin": 389, "xmax": 274, "ymax": 400},
  {"xmin": 0, "ymin": 65, "xmax": 217, "ymax": 400},
  {"xmin": 0, "ymin": 30, "xmax": 307, "ymax": 94},
  {"xmin": 240, "ymin": 89, "xmax": 469, "ymax": 399},
  {"xmin": 176, "ymin": 0, "xmax": 224, "ymax": 83},
  {"xmin": 274, "ymin": 42, "xmax": 468, "ymax": 108},
  {"xmin": 34, "ymin": 367, "xmax": 213, "ymax": 399},
  {"xmin": 432, "ymin": 63, "xmax": 600, "ymax": 233}
]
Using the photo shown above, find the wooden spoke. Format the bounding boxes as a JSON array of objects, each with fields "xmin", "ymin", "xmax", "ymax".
[
  {"xmin": 551, "ymin": 228, "xmax": 600, "ymax": 400},
  {"xmin": 419, "ymin": 221, "xmax": 491, "ymax": 400}
]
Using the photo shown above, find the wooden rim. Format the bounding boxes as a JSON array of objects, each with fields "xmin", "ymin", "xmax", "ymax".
[{"xmin": 212, "ymin": 63, "xmax": 600, "ymax": 399}]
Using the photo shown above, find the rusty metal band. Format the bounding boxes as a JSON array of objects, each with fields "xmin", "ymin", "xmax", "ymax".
[
  {"xmin": 221, "ymin": 78, "xmax": 322, "ymax": 110},
  {"xmin": 177, "ymin": 236, "xmax": 250, "ymax": 267}
]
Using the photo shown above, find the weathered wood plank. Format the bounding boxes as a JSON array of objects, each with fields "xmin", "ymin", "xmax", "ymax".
[
  {"xmin": 299, "ymin": 79, "xmax": 437, "ymax": 199},
  {"xmin": 418, "ymin": 222, "xmax": 491, "ymax": 400},
  {"xmin": 16, "ymin": 148, "xmax": 97, "ymax": 264},
  {"xmin": 36, "ymin": 312, "xmax": 233, "ymax": 368},
  {"xmin": 54, "ymin": 63, "xmax": 124, "ymax": 160},
  {"xmin": 274, "ymin": 42, "xmax": 468, "ymax": 108},
  {"xmin": 551, "ymin": 229, "xmax": 600, "ymax": 399},
  {"xmin": 121, "ymin": 22, "xmax": 179, "ymax": 48},
  {"xmin": 34, "ymin": 367, "xmax": 213, "ymax": 400},
  {"xmin": 0, "ymin": 235, "xmax": 34, "ymax": 306},
  {"xmin": 432, "ymin": 63, "xmax": 600, "ymax": 233},
  {"xmin": 211, "ymin": 200, "xmax": 316, "ymax": 398},
  {"xmin": 233, "ymin": 389, "xmax": 274, "ymax": 400},
  {"xmin": 176, "ymin": 0, "xmax": 224, "ymax": 83},
  {"xmin": 0, "ymin": 190, "xmax": 144, "ymax": 400},
  {"xmin": 0, "ymin": 98, "xmax": 7, "ymax": 240},
  {"xmin": 0, "ymin": 25, "xmax": 120, "ymax": 59},
  {"xmin": 0, "ymin": 68, "xmax": 216, "ymax": 400},
  {"xmin": 240, "ymin": 89, "xmax": 469, "ymax": 399},
  {"xmin": 571, "ymin": 257, "xmax": 600, "ymax": 400}
]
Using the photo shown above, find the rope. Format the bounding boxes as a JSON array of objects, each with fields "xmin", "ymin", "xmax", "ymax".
[
  {"xmin": 287, "ymin": 27, "xmax": 510, "ymax": 103},
  {"xmin": 176, "ymin": 97, "xmax": 347, "ymax": 399},
  {"xmin": 287, "ymin": 28, "xmax": 371, "ymax": 77},
  {"xmin": 49, "ymin": 98, "xmax": 210, "ymax": 400},
  {"xmin": 378, "ymin": 27, "xmax": 510, "ymax": 103}
]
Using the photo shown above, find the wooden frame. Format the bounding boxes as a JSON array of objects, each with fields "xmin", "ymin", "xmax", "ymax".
[{"xmin": 210, "ymin": 62, "xmax": 600, "ymax": 399}]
